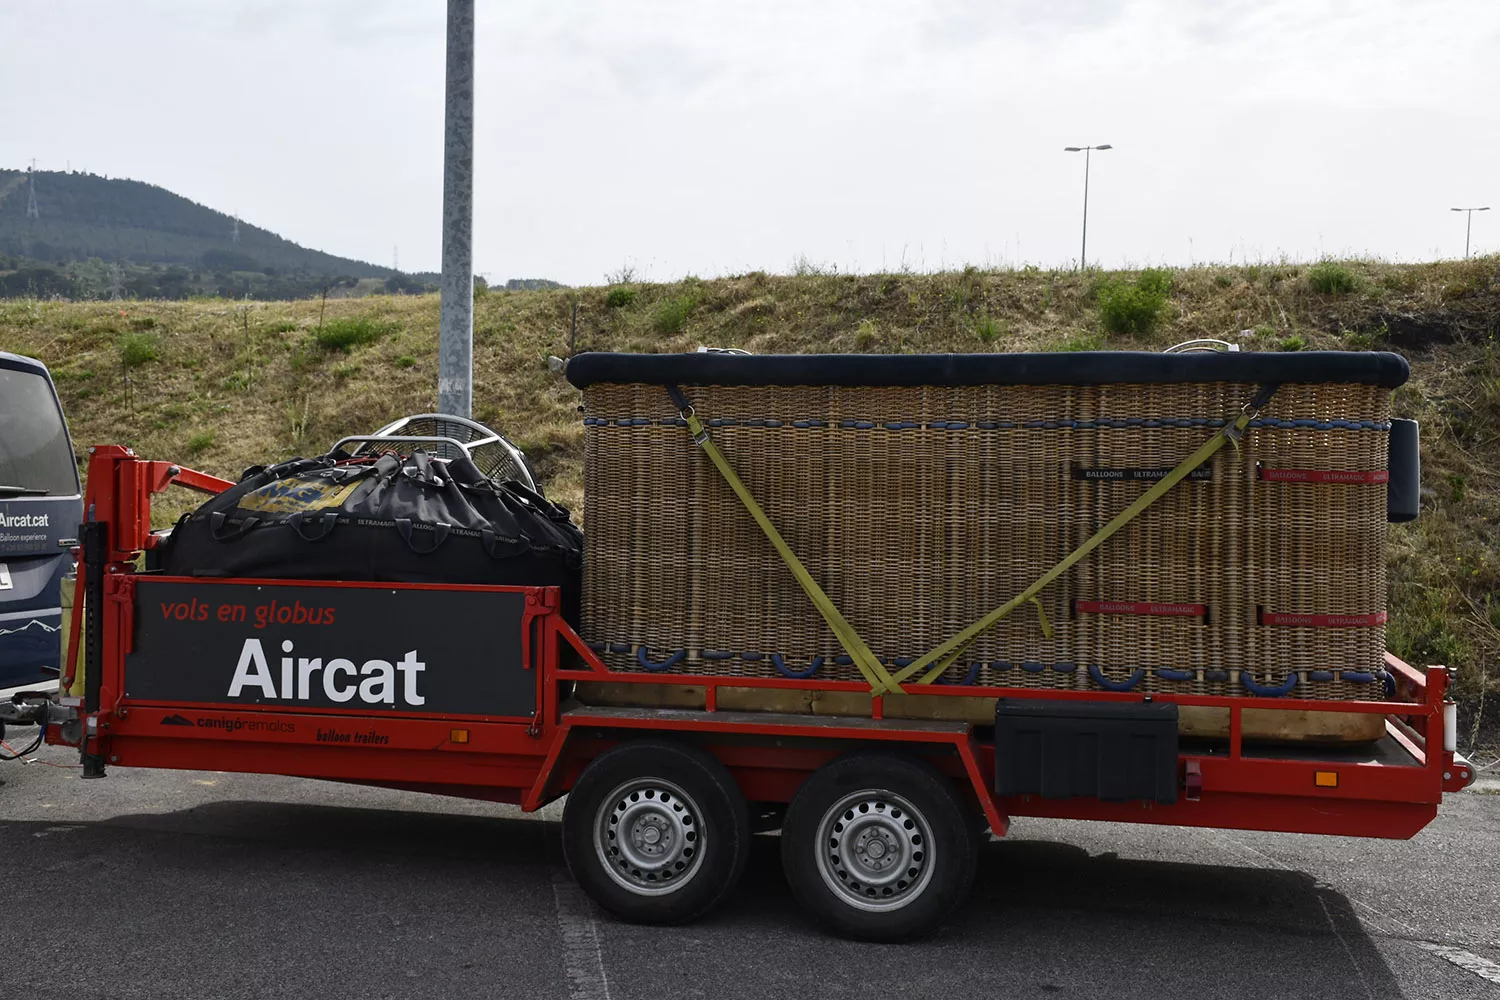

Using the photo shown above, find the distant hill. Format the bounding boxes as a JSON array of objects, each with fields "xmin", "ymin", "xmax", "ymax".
[
  {"xmin": 0, "ymin": 169, "xmax": 563, "ymax": 301},
  {"xmin": 0, "ymin": 169, "xmax": 395, "ymax": 278},
  {"xmin": 0, "ymin": 168, "xmax": 460, "ymax": 299}
]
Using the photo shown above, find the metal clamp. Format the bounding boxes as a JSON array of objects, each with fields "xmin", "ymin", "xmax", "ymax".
[
  {"xmin": 1164, "ymin": 338, "xmax": 1241, "ymax": 354},
  {"xmin": 346, "ymin": 413, "xmax": 537, "ymax": 493},
  {"xmin": 327, "ymin": 434, "xmax": 474, "ymax": 456}
]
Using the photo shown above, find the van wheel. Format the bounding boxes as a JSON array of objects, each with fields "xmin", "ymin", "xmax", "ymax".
[
  {"xmin": 781, "ymin": 752, "xmax": 977, "ymax": 941},
  {"xmin": 563, "ymin": 740, "xmax": 750, "ymax": 925}
]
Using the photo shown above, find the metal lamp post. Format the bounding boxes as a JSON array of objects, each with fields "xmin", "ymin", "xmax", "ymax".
[
  {"xmin": 1450, "ymin": 206, "xmax": 1490, "ymax": 259},
  {"xmin": 439, "ymin": 0, "xmax": 475, "ymax": 419},
  {"xmin": 1064, "ymin": 144, "xmax": 1111, "ymax": 270}
]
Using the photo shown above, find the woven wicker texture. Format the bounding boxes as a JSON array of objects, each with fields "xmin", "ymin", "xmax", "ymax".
[{"xmin": 580, "ymin": 378, "xmax": 1392, "ymax": 701}]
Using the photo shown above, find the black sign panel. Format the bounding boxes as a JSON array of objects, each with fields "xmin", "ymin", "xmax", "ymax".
[{"xmin": 127, "ymin": 581, "xmax": 534, "ymax": 718}]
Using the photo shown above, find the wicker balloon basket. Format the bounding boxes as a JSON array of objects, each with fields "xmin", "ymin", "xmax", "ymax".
[{"xmin": 566, "ymin": 351, "xmax": 1412, "ymax": 742}]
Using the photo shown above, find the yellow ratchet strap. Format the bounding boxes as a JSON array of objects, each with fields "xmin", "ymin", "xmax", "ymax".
[
  {"xmin": 886, "ymin": 383, "xmax": 1280, "ymax": 691},
  {"xmin": 666, "ymin": 386, "xmax": 904, "ymax": 694},
  {"xmin": 666, "ymin": 382, "xmax": 1278, "ymax": 698}
]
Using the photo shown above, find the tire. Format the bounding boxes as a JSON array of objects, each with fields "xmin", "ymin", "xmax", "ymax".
[
  {"xmin": 562, "ymin": 740, "xmax": 751, "ymax": 925},
  {"xmin": 781, "ymin": 751, "xmax": 977, "ymax": 942}
]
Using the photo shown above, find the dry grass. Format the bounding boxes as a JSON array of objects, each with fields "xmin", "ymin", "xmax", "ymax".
[{"xmin": 4, "ymin": 256, "xmax": 1497, "ymax": 737}]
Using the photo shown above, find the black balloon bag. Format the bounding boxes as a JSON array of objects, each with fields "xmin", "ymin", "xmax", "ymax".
[{"xmin": 160, "ymin": 450, "xmax": 583, "ymax": 622}]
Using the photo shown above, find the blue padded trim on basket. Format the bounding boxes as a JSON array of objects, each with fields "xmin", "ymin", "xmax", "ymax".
[
  {"xmin": 1242, "ymin": 672, "xmax": 1299, "ymax": 696},
  {"xmin": 566, "ymin": 351, "xmax": 1411, "ymax": 389},
  {"xmin": 586, "ymin": 414, "xmax": 1393, "ymax": 432},
  {"xmin": 772, "ymin": 654, "xmax": 822, "ymax": 679},
  {"xmin": 936, "ymin": 663, "xmax": 984, "ymax": 686},
  {"xmin": 1088, "ymin": 664, "xmax": 1145, "ymax": 691},
  {"xmin": 637, "ymin": 647, "xmax": 686, "ymax": 672}
]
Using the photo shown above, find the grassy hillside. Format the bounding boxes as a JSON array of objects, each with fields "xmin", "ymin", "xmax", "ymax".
[{"xmin": 3, "ymin": 258, "xmax": 1496, "ymax": 739}]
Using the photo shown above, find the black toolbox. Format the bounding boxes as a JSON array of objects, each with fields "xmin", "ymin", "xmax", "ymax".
[{"xmin": 994, "ymin": 698, "xmax": 1179, "ymax": 804}]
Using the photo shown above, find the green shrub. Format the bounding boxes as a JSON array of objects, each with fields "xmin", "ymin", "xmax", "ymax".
[
  {"xmin": 1137, "ymin": 267, "xmax": 1172, "ymax": 296},
  {"xmin": 1097, "ymin": 268, "xmax": 1171, "ymax": 335},
  {"xmin": 1344, "ymin": 324, "xmax": 1386, "ymax": 350},
  {"xmin": 316, "ymin": 317, "xmax": 391, "ymax": 351},
  {"xmin": 395, "ymin": 355, "xmax": 417, "ymax": 369},
  {"xmin": 1279, "ymin": 334, "xmax": 1307, "ymax": 352},
  {"xmin": 605, "ymin": 286, "xmax": 637, "ymax": 309},
  {"xmin": 1044, "ymin": 330, "xmax": 1106, "ymax": 352},
  {"xmin": 974, "ymin": 314, "xmax": 1002, "ymax": 344},
  {"xmin": 653, "ymin": 294, "xmax": 696, "ymax": 334},
  {"xmin": 129, "ymin": 316, "xmax": 158, "ymax": 331},
  {"xmin": 117, "ymin": 331, "xmax": 159, "ymax": 368},
  {"xmin": 855, "ymin": 318, "xmax": 878, "ymax": 350},
  {"xmin": 1308, "ymin": 261, "xmax": 1357, "ymax": 295},
  {"xmin": 186, "ymin": 430, "xmax": 216, "ymax": 455}
]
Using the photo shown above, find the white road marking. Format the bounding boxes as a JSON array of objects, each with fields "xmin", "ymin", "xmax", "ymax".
[
  {"xmin": 1416, "ymin": 943, "xmax": 1500, "ymax": 986},
  {"xmin": 1315, "ymin": 892, "xmax": 1374, "ymax": 1000},
  {"xmin": 1214, "ymin": 833, "xmax": 1420, "ymax": 937},
  {"xmin": 1217, "ymin": 834, "xmax": 1500, "ymax": 989},
  {"xmin": 551, "ymin": 870, "xmax": 612, "ymax": 1000}
]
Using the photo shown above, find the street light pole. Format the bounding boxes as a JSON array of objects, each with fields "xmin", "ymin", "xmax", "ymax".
[
  {"xmin": 1064, "ymin": 144, "xmax": 1112, "ymax": 270},
  {"xmin": 1450, "ymin": 206, "xmax": 1491, "ymax": 259},
  {"xmin": 438, "ymin": 0, "xmax": 475, "ymax": 419}
]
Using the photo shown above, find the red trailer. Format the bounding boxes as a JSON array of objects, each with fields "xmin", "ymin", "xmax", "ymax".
[{"xmin": 6, "ymin": 444, "xmax": 1476, "ymax": 941}]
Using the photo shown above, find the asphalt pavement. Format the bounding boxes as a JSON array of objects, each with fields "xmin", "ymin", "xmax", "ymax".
[{"xmin": 1, "ymin": 734, "xmax": 1497, "ymax": 1000}]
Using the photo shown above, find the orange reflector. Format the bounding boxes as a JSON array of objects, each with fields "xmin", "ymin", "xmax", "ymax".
[
  {"xmin": 1314, "ymin": 770, "xmax": 1338, "ymax": 788},
  {"xmin": 450, "ymin": 729, "xmax": 470, "ymax": 744}
]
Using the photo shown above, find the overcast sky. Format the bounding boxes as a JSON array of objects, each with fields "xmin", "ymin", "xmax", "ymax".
[{"xmin": 4, "ymin": 0, "xmax": 1498, "ymax": 283}]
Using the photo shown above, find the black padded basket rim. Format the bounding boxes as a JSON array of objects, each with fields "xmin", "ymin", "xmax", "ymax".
[{"xmin": 565, "ymin": 351, "xmax": 1410, "ymax": 390}]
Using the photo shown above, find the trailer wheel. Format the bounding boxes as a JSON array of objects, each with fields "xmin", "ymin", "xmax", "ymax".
[
  {"xmin": 781, "ymin": 752, "xmax": 977, "ymax": 941},
  {"xmin": 563, "ymin": 740, "xmax": 750, "ymax": 925}
]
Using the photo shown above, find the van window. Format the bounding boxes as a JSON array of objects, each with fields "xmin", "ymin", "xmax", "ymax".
[{"xmin": 0, "ymin": 366, "xmax": 80, "ymax": 497}]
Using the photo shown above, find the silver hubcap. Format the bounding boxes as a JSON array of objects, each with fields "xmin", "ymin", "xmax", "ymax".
[
  {"xmin": 594, "ymin": 778, "xmax": 705, "ymax": 896},
  {"xmin": 815, "ymin": 789, "xmax": 935, "ymax": 912}
]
